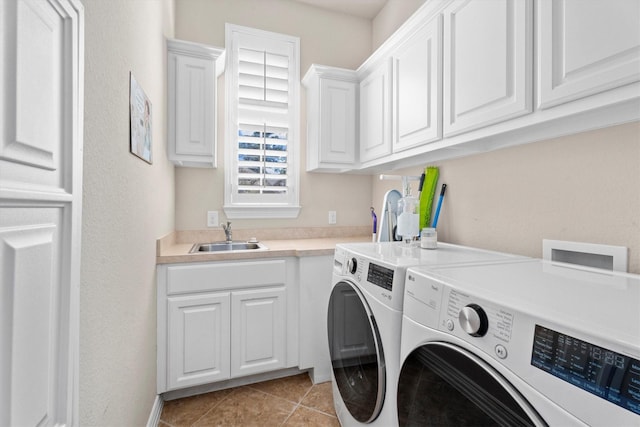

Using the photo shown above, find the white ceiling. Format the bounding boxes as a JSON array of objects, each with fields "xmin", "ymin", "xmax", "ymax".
[{"xmin": 292, "ymin": 0, "xmax": 388, "ymax": 19}]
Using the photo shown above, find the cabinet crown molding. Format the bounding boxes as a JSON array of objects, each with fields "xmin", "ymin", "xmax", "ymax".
[
  {"xmin": 167, "ymin": 38, "xmax": 224, "ymax": 60},
  {"xmin": 302, "ymin": 64, "xmax": 359, "ymax": 87}
]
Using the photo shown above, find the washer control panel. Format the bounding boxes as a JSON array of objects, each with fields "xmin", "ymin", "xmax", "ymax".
[{"xmin": 440, "ymin": 288, "xmax": 515, "ymax": 360}]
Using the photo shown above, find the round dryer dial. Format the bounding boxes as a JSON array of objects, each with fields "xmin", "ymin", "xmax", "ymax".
[
  {"xmin": 459, "ymin": 304, "xmax": 489, "ymax": 337},
  {"xmin": 347, "ymin": 257, "xmax": 358, "ymax": 274}
]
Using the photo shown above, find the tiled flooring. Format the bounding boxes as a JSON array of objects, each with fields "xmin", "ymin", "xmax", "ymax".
[{"xmin": 159, "ymin": 373, "xmax": 339, "ymax": 426}]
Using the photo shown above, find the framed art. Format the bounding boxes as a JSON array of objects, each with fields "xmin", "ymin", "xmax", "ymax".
[{"xmin": 129, "ymin": 72, "xmax": 152, "ymax": 164}]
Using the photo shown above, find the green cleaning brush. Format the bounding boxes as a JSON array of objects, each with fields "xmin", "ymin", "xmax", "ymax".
[{"xmin": 419, "ymin": 166, "xmax": 439, "ymax": 230}]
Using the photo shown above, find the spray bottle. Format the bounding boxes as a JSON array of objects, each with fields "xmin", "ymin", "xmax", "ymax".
[{"xmin": 396, "ymin": 176, "xmax": 420, "ymax": 244}]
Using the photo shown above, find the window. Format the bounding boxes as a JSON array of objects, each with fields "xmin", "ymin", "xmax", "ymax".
[{"xmin": 224, "ymin": 24, "xmax": 301, "ymax": 219}]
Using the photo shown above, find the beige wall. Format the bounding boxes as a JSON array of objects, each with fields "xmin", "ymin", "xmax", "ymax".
[
  {"xmin": 372, "ymin": 0, "xmax": 425, "ymax": 49},
  {"xmin": 373, "ymin": 122, "xmax": 640, "ymax": 274},
  {"xmin": 81, "ymin": 0, "xmax": 175, "ymax": 425},
  {"xmin": 174, "ymin": 0, "xmax": 374, "ymax": 230}
]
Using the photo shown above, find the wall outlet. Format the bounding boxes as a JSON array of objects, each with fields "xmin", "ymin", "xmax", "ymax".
[
  {"xmin": 207, "ymin": 211, "xmax": 219, "ymax": 227},
  {"xmin": 328, "ymin": 210, "xmax": 337, "ymax": 224}
]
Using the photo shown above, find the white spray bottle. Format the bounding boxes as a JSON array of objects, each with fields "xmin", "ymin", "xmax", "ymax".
[{"xmin": 396, "ymin": 176, "xmax": 419, "ymax": 244}]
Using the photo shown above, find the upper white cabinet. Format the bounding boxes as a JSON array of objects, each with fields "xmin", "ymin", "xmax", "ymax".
[
  {"xmin": 392, "ymin": 16, "xmax": 443, "ymax": 152},
  {"xmin": 537, "ymin": 0, "xmax": 640, "ymax": 109},
  {"xmin": 167, "ymin": 39, "xmax": 224, "ymax": 168},
  {"xmin": 443, "ymin": 0, "xmax": 532, "ymax": 136},
  {"xmin": 360, "ymin": 59, "xmax": 393, "ymax": 163},
  {"xmin": 302, "ymin": 65, "xmax": 358, "ymax": 171},
  {"xmin": 303, "ymin": 0, "xmax": 639, "ymax": 172}
]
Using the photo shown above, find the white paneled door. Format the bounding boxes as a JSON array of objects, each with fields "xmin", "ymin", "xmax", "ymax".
[{"xmin": 0, "ymin": 0, "xmax": 83, "ymax": 426}]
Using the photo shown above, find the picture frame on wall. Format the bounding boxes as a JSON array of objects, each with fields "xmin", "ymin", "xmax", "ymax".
[{"xmin": 129, "ymin": 72, "xmax": 153, "ymax": 164}]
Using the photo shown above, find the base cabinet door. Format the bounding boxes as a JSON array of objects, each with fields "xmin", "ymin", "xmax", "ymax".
[
  {"xmin": 231, "ymin": 287, "xmax": 286, "ymax": 378},
  {"xmin": 537, "ymin": 0, "xmax": 640, "ymax": 109},
  {"xmin": 443, "ymin": 0, "xmax": 532, "ymax": 136},
  {"xmin": 167, "ymin": 292, "xmax": 231, "ymax": 390}
]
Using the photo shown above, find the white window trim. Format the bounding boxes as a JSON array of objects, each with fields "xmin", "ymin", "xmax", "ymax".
[{"xmin": 223, "ymin": 24, "xmax": 301, "ymax": 219}]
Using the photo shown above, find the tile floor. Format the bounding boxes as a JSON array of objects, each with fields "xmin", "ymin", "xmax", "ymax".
[{"xmin": 159, "ymin": 373, "xmax": 339, "ymax": 426}]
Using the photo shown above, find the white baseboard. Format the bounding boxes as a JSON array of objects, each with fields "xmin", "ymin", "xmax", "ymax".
[{"xmin": 146, "ymin": 395, "xmax": 163, "ymax": 427}]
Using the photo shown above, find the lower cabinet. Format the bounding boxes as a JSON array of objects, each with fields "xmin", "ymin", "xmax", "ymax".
[
  {"xmin": 158, "ymin": 259, "xmax": 292, "ymax": 393},
  {"xmin": 231, "ymin": 287, "xmax": 286, "ymax": 378},
  {"xmin": 167, "ymin": 292, "xmax": 231, "ymax": 390}
]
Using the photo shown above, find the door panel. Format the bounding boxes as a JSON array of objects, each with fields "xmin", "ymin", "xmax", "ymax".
[
  {"xmin": 0, "ymin": 0, "xmax": 83, "ymax": 425},
  {"xmin": 538, "ymin": 0, "xmax": 640, "ymax": 108},
  {"xmin": 359, "ymin": 60, "xmax": 392, "ymax": 162},
  {"xmin": 320, "ymin": 78, "xmax": 356, "ymax": 164},
  {"xmin": 393, "ymin": 16, "xmax": 442, "ymax": 151},
  {"xmin": 0, "ymin": 208, "xmax": 62, "ymax": 426},
  {"xmin": 231, "ymin": 287, "xmax": 286, "ymax": 377},
  {"xmin": 175, "ymin": 55, "xmax": 214, "ymax": 156},
  {"xmin": 443, "ymin": 0, "xmax": 532, "ymax": 136},
  {"xmin": 167, "ymin": 293, "xmax": 231, "ymax": 390}
]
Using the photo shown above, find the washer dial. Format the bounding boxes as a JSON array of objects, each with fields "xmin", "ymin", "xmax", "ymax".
[{"xmin": 459, "ymin": 304, "xmax": 489, "ymax": 337}]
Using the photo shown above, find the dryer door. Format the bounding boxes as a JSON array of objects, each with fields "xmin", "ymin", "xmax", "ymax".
[
  {"xmin": 327, "ymin": 280, "xmax": 385, "ymax": 423},
  {"xmin": 398, "ymin": 342, "xmax": 546, "ymax": 426}
]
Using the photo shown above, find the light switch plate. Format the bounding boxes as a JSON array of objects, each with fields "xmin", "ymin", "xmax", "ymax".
[{"xmin": 207, "ymin": 211, "xmax": 219, "ymax": 227}]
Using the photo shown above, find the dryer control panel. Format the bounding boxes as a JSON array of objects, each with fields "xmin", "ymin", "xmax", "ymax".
[
  {"xmin": 404, "ymin": 272, "xmax": 516, "ymax": 361},
  {"xmin": 443, "ymin": 289, "xmax": 514, "ymax": 344}
]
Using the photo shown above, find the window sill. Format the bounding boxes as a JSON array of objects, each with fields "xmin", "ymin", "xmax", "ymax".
[{"xmin": 223, "ymin": 205, "xmax": 301, "ymax": 219}]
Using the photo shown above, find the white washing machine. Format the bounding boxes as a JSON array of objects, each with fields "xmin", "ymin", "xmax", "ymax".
[
  {"xmin": 398, "ymin": 259, "xmax": 640, "ymax": 426},
  {"xmin": 327, "ymin": 242, "xmax": 525, "ymax": 426}
]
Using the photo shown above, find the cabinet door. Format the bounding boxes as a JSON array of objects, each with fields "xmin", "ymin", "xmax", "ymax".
[
  {"xmin": 393, "ymin": 16, "xmax": 443, "ymax": 152},
  {"xmin": 538, "ymin": 0, "xmax": 640, "ymax": 109},
  {"xmin": 174, "ymin": 55, "xmax": 215, "ymax": 157},
  {"xmin": 167, "ymin": 292, "xmax": 230, "ymax": 390},
  {"xmin": 319, "ymin": 78, "xmax": 357, "ymax": 164},
  {"xmin": 231, "ymin": 287, "xmax": 286, "ymax": 378},
  {"xmin": 0, "ymin": 1, "xmax": 83, "ymax": 425},
  {"xmin": 443, "ymin": 0, "xmax": 532, "ymax": 136},
  {"xmin": 360, "ymin": 60, "xmax": 392, "ymax": 162}
]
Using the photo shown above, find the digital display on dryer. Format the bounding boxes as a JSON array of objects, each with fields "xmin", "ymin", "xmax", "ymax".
[
  {"xmin": 531, "ymin": 325, "xmax": 640, "ymax": 415},
  {"xmin": 367, "ymin": 263, "xmax": 394, "ymax": 291}
]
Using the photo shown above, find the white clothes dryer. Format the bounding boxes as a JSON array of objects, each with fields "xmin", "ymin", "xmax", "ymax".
[
  {"xmin": 398, "ymin": 259, "xmax": 640, "ymax": 426},
  {"xmin": 327, "ymin": 242, "xmax": 525, "ymax": 426}
]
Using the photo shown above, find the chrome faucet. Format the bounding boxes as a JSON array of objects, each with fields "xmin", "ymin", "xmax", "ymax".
[{"xmin": 221, "ymin": 221, "xmax": 232, "ymax": 243}]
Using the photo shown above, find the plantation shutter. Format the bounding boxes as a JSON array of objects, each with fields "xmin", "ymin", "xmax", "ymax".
[
  {"xmin": 225, "ymin": 25, "xmax": 300, "ymax": 218},
  {"xmin": 237, "ymin": 48, "xmax": 290, "ymax": 195}
]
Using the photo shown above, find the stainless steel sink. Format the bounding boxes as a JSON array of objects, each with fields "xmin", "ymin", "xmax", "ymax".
[{"xmin": 189, "ymin": 241, "xmax": 268, "ymax": 253}]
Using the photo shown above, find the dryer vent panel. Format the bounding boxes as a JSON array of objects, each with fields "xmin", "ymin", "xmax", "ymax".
[{"xmin": 542, "ymin": 240, "xmax": 628, "ymax": 272}]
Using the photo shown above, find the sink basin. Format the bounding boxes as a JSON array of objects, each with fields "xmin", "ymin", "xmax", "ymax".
[{"xmin": 189, "ymin": 241, "xmax": 268, "ymax": 253}]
